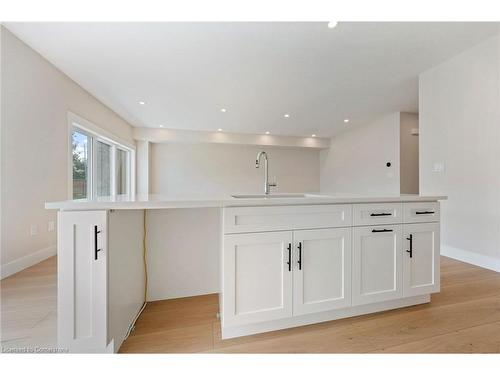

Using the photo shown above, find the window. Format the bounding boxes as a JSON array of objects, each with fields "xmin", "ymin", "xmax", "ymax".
[
  {"xmin": 95, "ymin": 141, "xmax": 112, "ymax": 197},
  {"xmin": 115, "ymin": 148, "xmax": 129, "ymax": 195},
  {"xmin": 72, "ymin": 130, "xmax": 90, "ymax": 199},
  {"xmin": 71, "ymin": 120, "xmax": 134, "ymax": 200}
]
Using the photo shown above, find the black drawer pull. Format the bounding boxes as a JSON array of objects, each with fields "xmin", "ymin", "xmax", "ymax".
[
  {"xmin": 297, "ymin": 242, "xmax": 302, "ymax": 270},
  {"xmin": 372, "ymin": 229, "xmax": 393, "ymax": 233},
  {"xmin": 406, "ymin": 234, "xmax": 413, "ymax": 258},
  {"xmin": 287, "ymin": 243, "xmax": 292, "ymax": 272},
  {"xmin": 94, "ymin": 225, "xmax": 102, "ymax": 260},
  {"xmin": 415, "ymin": 211, "xmax": 435, "ymax": 215},
  {"xmin": 370, "ymin": 212, "xmax": 392, "ymax": 217}
]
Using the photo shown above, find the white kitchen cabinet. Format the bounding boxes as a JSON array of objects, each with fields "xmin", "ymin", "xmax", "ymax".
[
  {"xmin": 58, "ymin": 210, "xmax": 109, "ymax": 353},
  {"xmin": 403, "ymin": 202, "xmax": 440, "ymax": 224},
  {"xmin": 224, "ymin": 204, "xmax": 352, "ymax": 234},
  {"xmin": 222, "ymin": 231, "xmax": 293, "ymax": 326},
  {"xmin": 403, "ymin": 223, "xmax": 440, "ymax": 297},
  {"xmin": 353, "ymin": 203, "xmax": 403, "ymax": 226},
  {"xmin": 293, "ymin": 228, "xmax": 352, "ymax": 315},
  {"xmin": 352, "ymin": 225, "xmax": 403, "ymax": 306}
]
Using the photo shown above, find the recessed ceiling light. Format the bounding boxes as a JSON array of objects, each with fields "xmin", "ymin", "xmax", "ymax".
[
  {"xmin": 312, "ymin": 134, "xmax": 317, "ymax": 137},
  {"xmin": 265, "ymin": 131, "xmax": 270, "ymax": 135},
  {"xmin": 220, "ymin": 108, "xmax": 227, "ymax": 113},
  {"xmin": 284, "ymin": 114, "xmax": 290, "ymax": 118},
  {"xmin": 159, "ymin": 125, "xmax": 164, "ymax": 128},
  {"xmin": 344, "ymin": 118, "xmax": 350, "ymax": 123},
  {"xmin": 138, "ymin": 101, "xmax": 146, "ymax": 105},
  {"xmin": 217, "ymin": 128, "xmax": 223, "ymax": 132},
  {"xmin": 328, "ymin": 21, "xmax": 338, "ymax": 29}
]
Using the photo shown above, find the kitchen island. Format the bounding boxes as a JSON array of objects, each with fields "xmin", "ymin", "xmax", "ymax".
[{"xmin": 46, "ymin": 193, "xmax": 446, "ymax": 353}]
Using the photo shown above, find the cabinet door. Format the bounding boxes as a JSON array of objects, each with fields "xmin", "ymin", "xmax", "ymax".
[
  {"xmin": 403, "ymin": 223, "xmax": 440, "ymax": 297},
  {"xmin": 352, "ymin": 225, "xmax": 403, "ymax": 306},
  {"xmin": 293, "ymin": 228, "xmax": 352, "ymax": 315},
  {"xmin": 222, "ymin": 231, "xmax": 293, "ymax": 326},
  {"xmin": 58, "ymin": 210, "xmax": 108, "ymax": 352}
]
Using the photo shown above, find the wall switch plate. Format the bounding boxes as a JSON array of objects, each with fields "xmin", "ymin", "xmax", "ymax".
[
  {"xmin": 48, "ymin": 221, "xmax": 55, "ymax": 232},
  {"xmin": 30, "ymin": 224, "xmax": 38, "ymax": 236}
]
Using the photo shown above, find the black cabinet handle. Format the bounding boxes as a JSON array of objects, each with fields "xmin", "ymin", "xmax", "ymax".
[
  {"xmin": 94, "ymin": 225, "xmax": 102, "ymax": 260},
  {"xmin": 406, "ymin": 234, "xmax": 413, "ymax": 258},
  {"xmin": 372, "ymin": 229, "xmax": 393, "ymax": 233},
  {"xmin": 287, "ymin": 243, "xmax": 292, "ymax": 272},
  {"xmin": 415, "ymin": 211, "xmax": 435, "ymax": 215},
  {"xmin": 297, "ymin": 242, "xmax": 302, "ymax": 270},
  {"xmin": 370, "ymin": 212, "xmax": 392, "ymax": 217}
]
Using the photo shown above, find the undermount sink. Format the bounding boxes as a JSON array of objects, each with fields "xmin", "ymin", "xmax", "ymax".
[{"xmin": 231, "ymin": 193, "xmax": 309, "ymax": 199}]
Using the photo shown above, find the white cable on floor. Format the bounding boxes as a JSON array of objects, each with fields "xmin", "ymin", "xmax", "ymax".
[{"xmin": 123, "ymin": 209, "xmax": 148, "ymax": 341}]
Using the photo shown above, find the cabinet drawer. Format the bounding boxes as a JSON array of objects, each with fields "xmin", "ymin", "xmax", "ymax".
[
  {"xmin": 353, "ymin": 203, "xmax": 402, "ymax": 226},
  {"xmin": 223, "ymin": 204, "xmax": 352, "ymax": 234},
  {"xmin": 404, "ymin": 202, "xmax": 440, "ymax": 223}
]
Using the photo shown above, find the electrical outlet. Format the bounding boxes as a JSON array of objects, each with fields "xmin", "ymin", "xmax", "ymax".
[
  {"xmin": 30, "ymin": 224, "xmax": 38, "ymax": 236},
  {"xmin": 48, "ymin": 221, "xmax": 55, "ymax": 232},
  {"xmin": 433, "ymin": 162, "xmax": 445, "ymax": 173}
]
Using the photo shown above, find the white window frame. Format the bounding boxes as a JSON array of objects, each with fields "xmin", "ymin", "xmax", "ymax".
[{"xmin": 68, "ymin": 112, "xmax": 136, "ymax": 200}]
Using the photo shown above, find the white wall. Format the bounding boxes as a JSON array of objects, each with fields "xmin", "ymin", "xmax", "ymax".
[
  {"xmin": 151, "ymin": 143, "xmax": 321, "ymax": 195},
  {"xmin": 146, "ymin": 208, "xmax": 220, "ymax": 300},
  {"xmin": 136, "ymin": 140, "xmax": 151, "ymax": 194},
  {"xmin": 320, "ymin": 113, "xmax": 401, "ymax": 195},
  {"xmin": 0, "ymin": 28, "xmax": 134, "ymax": 277},
  {"xmin": 419, "ymin": 33, "xmax": 500, "ymax": 271},
  {"xmin": 400, "ymin": 112, "xmax": 419, "ymax": 194}
]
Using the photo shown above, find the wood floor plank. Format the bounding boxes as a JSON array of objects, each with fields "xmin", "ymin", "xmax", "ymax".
[
  {"xmin": 373, "ymin": 321, "xmax": 500, "ymax": 353},
  {"xmin": 119, "ymin": 323, "xmax": 214, "ymax": 353},
  {"xmin": 441, "ymin": 266, "xmax": 500, "ymax": 286},
  {"xmin": 432, "ymin": 277, "xmax": 500, "ymax": 307},
  {"xmin": 209, "ymin": 296, "xmax": 500, "ymax": 353},
  {"xmin": 129, "ymin": 294, "xmax": 219, "ymax": 336},
  {"xmin": 1, "ymin": 257, "xmax": 57, "ymax": 348},
  {"xmin": 3, "ymin": 255, "xmax": 500, "ymax": 353}
]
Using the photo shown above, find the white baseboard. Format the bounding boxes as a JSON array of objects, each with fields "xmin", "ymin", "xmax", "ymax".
[
  {"xmin": 1, "ymin": 245, "xmax": 56, "ymax": 279},
  {"xmin": 441, "ymin": 245, "xmax": 500, "ymax": 272}
]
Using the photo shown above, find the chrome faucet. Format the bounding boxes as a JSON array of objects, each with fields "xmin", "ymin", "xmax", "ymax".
[{"xmin": 255, "ymin": 151, "xmax": 277, "ymax": 195}]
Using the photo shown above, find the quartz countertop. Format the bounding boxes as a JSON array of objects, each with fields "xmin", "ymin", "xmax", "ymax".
[{"xmin": 45, "ymin": 193, "xmax": 447, "ymax": 211}]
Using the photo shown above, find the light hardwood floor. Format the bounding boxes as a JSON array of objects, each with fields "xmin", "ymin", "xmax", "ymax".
[
  {"xmin": 1, "ymin": 257, "xmax": 57, "ymax": 351},
  {"xmin": 2, "ymin": 256, "xmax": 500, "ymax": 353}
]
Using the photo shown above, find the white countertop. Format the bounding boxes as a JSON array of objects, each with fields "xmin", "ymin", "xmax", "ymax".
[{"xmin": 45, "ymin": 193, "xmax": 447, "ymax": 211}]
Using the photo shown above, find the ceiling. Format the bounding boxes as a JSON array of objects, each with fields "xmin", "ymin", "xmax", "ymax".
[{"xmin": 6, "ymin": 22, "xmax": 500, "ymax": 137}]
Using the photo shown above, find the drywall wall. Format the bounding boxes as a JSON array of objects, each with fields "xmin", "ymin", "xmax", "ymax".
[
  {"xmin": 0, "ymin": 27, "xmax": 134, "ymax": 277},
  {"xmin": 151, "ymin": 143, "xmax": 321, "ymax": 195},
  {"xmin": 320, "ymin": 113, "xmax": 401, "ymax": 195},
  {"xmin": 400, "ymin": 112, "xmax": 419, "ymax": 194},
  {"xmin": 146, "ymin": 208, "xmax": 220, "ymax": 300},
  {"xmin": 419, "ymin": 33, "xmax": 500, "ymax": 270},
  {"xmin": 136, "ymin": 140, "xmax": 151, "ymax": 194}
]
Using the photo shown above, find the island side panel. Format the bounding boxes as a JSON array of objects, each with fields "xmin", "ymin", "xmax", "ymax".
[
  {"xmin": 107, "ymin": 209, "xmax": 145, "ymax": 352},
  {"xmin": 57, "ymin": 210, "xmax": 108, "ymax": 353}
]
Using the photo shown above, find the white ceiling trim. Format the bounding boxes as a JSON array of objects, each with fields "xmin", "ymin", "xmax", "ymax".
[{"xmin": 133, "ymin": 127, "xmax": 330, "ymax": 149}]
